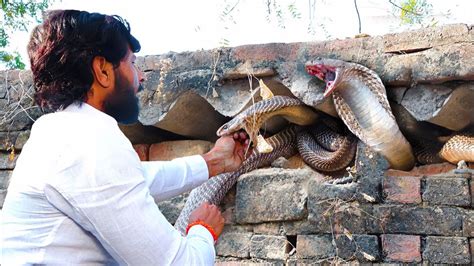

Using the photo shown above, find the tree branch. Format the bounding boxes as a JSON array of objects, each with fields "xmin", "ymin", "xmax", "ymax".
[
  {"xmin": 388, "ymin": 0, "xmax": 422, "ymax": 16},
  {"xmin": 354, "ymin": 0, "xmax": 361, "ymax": 34}
]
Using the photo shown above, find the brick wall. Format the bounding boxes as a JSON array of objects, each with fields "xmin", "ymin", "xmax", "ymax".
[
  {"xmin": 132, "ymin": 141, "xmax": 474, "ymax": 264},
  {"xmin": 1, "ymin": 24, "xmax": 473, "ymax": 264}
]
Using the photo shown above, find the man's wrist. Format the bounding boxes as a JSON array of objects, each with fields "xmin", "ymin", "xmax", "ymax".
[{"xmin": 201, "ymin": 152, "xmax": 223, "ymax": 178}]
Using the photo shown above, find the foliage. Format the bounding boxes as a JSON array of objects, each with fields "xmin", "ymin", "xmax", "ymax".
[
  {"xmin": 1, "ymin": 0, "xmax": 52, "ymax": 69},
  {"xmin": 389, "ymin": 0, "xmax": 447, "ymax": 28}
]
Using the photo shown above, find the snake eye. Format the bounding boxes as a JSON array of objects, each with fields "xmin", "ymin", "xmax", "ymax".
[{"xmin": 222, "ymin": 125, "xmax": 228, "ymax": 130}]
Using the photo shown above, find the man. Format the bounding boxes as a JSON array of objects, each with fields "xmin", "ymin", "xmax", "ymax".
[{"xmin": 1, "ymin": 10, "xmax": 249, "ymax": 265}]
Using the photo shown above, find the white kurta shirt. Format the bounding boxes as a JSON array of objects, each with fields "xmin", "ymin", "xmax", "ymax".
[{"xmin": 1, "ymin": 102, "xmax": 215, "ymax": 265}]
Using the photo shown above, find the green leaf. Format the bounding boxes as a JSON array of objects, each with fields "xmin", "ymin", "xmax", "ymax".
[{"xmin": 1, "ymin": 0, "xmax": 54, "ymax": 69}]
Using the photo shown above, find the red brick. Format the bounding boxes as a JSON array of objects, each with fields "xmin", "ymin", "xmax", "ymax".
[
  {"xmin": 381, "ymin": 234, "xmax": 421, "ymax": 263},
  {"xmin": 132, "ymin": 144, "xmax": 150, "ymax": 161},
  {"xmin": 383, "ymin": 175, "xmax": 421, "ymax": 203},
  {"xmin": 385, "ymin": 162, "xmax": 456, "ymax": 177}
]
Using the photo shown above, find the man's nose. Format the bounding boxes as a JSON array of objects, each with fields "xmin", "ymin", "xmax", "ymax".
[{"xmin": 138, "ymin": 69, "xmax": 146, "ymax": 83}]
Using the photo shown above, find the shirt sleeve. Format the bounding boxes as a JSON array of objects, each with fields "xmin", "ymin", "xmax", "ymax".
[
  {"xmin": 43, "ymin": 143, "xmax": 215, "ymax": 265},
  {"xmin": 141, "ymin": 155, "xmax": 209, "ymax": 201}
]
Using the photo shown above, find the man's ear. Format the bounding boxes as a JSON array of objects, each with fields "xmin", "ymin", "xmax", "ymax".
[{"xmin": 91, "ymin": 56, "xmax": 113, "ymax": 88}]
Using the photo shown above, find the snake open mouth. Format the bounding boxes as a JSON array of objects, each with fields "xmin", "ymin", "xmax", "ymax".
[{"xmin": 306, "ymin": 64, "xmax": 337, "ymax": 97}]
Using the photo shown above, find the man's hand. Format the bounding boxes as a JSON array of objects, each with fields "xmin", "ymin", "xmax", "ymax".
[
  {"xmin": 188, "ymin": 203, "xmax": 225, "ymax": 238},
  {"xmin": 202, "ymin": 130, "xmax": 251, "ymax": 177}
]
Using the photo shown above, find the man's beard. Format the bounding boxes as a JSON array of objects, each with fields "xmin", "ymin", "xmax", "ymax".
[{"xmin": 103, "ymin": 71, "xmax": 142, "ymax": 124}]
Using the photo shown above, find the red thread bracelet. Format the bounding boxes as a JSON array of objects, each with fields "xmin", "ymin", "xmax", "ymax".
[{"xmin": 186, "ymin": 220, "xmax": 218, "ymax": 242}]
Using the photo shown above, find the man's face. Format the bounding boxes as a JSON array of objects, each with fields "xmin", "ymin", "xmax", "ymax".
[{"xmin": 103, "ymin": 49, "xmax": 144, "ymax": 124}]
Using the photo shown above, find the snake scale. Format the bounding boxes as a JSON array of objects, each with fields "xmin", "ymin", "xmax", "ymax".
[
  {"xmin": 174, "ymin": 57, "xmax": 474, "ymax": 235},
  {"xmin": 174, "ymin": 126, "xmax": 299, "ymax": 234}
]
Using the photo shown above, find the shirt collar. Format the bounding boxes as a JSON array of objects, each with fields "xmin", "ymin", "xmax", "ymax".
[{"xmin": 63, "ymin": 102, "xmax": 118, "ymax": 126}]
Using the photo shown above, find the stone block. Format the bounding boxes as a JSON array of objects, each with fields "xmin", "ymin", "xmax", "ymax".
[
  {"xmin": 308, "ymin": 178, "xmax": 357, "ymax": 202},
  {"xmin": 422, "ymin": 177, "xmax": 470, "ymax": 206},
  {"xmin": 296, "ymin": 234, "xmax": 380, "ymax": 262},
  {"xmin": 0, "ymin": 188, "xmax": 7, "ymax": 207},
  {"xmin": 373, "ymin": 205, "xmax": 463, "ymax": 235},
  {"xmin": 250, "ymin": 235, "xmax": 289, "ymax": 260},
  {"xmin": 14, "ymin": 130, "xmax": 30, "ymax": 150},
  {"xmin": 235, "ymin": 168, "xmax": 310, "ymax": 224},
  {"xmin": 426, "ymin": 83, "xmax": 474, "ymax": 131},
  {"xmin": 383, "ymin": 24, "xmax": 470, "ymax": 53},
  {"xmin": 252, "ymin": 223, "xmax": 282, "ymax": 235},
  {"xmin": 462, "ymin": 210, "xmax": 474, "ymax": 237},
  {"xmin": 381, "ymin": 234, "xmax": 421, "ymax": 263},
  {"xmin": 155, "ymin": 192, "xmax": 188, "ymax": 224},
  {"xmin": 400, "ymin": 84, "xmax": 452, "ymax": 123},
  {"xmin": 354, "ymin": 142, "xmax": 389, "ymax": 203},
  {"xmin": 0, "ymin": 131, "xmax": 19, "ymax": 151},
  {"xmin": 470, "ymin": 238, "xmax": 474, "ymax": 265},
  {"xmin": 149, "ymin": 140, "xmax": 213, "ymax": 161},
  {"xmin": 0, "ymin": 152, "xmax": 17, "ymax": 170},
  {"xmin": 423, "ymin": 236, "xmax": 470, "ymax": 264},
  {"xmin": 333, "ymin": 234, "xmax": 380, "ymax": 262},
  {"xmin": 309, "ymin": 188, "xmax": 375, "ymax": 234},
  {"xmin": 296, "ymin": 234, "xmax": 334, "ymax": 259},
  {"xmin": 281, "ymin": 220, "xmax": 316, "ymax": 235},
  {"xmin": 216, "ymin": 231, "xmax": 253, "ymax": 258},
  {"xmin": 382, "ymin": 175, "xmax": 421, "ymax": 204},
  {"xmin": 471, "ymin": 180, "xmax": 474, "ymax": 208},
  {"xmin": 132, "ymin": 144, "xmax": 150, "ymax": 161},
  {"xmin": 0, "ymin": 170, "xmax": 12, "ymax": 189}
]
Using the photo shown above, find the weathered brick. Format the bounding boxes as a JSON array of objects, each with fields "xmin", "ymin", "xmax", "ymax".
[
  {"xmin": 471, "ymin": 177, "xmax": 474, "ymax": 208},
  {"xmin": 14, "ymin": 130, "xmax": 30, "ymax": 150},
  {"xmin": 0, "ymin": 131, "xmax": 19, "ymax": 151},
  {"xmin": 383, "ymin": 175, "xmax": 421, "ymax": 204},
  {"xmin": 250, "ymin": 235, "xmax": 289, "ymax": 260},
  {"xmin": 155, "ymin": 192, "xmax": 188, "ymax": 224},
  {"xmin": 0, "ymin": 152, "xmax": 17, "ymax": 170},
  {"xmin": 381, "ymin": 234, "xmax": 421, "ymax": 263},
  {"xmin": 235, "ymin": 168, "xmax": 310, "ymax": 224},
  {"xmin": 132, "ymin": 144, "xmax": 150, "ymax": 161},
  {"xmin": 470, "ymin": 238, "xmax": 474, "ymax": 265},
  {"xmin": 373, "ymin": 205, "xmax": 463, "ymax": 235},
  {"xmin": 0, "ymin": 170, "xmax": 12, "ymax": 189},
  {"xmin": 149, "ymin": 140, "xmax": 213, "ymax": 161},
  {"xmin": 342, "ymin": 234, "xmax": 380, "ymax": 262},
  {"xmin": 315, "ymin": 234, "xmax": 379, "ymax": 262},
  {"xmin": 383, "ymin": 24, "xmax": 470, "ymax": 53},
  {"xmin": 309, "ymin": 197, "xmax": 375, "ymax": 234},
  {"xmin": 309, "ymin": 178, "xmax": 357, "ymax": 202},
  {"xmin": 281, "ymin": 220, "xmax": 316, "ymax": 235},
  {"xmin": 252, "ymin": 223, "xmax": 282, "ymax": 235},
  {"xmin": 462, "ymin": 210, "xmax": 474, "ymax": 237},
  {"xmin": 354, "ymin": 142, "xmax": 388, "ymax": 203},
  {"xmin": 296, "ymin": 235, "xmax": 334, "ymax": 259},
  {"xmin": 216, "ymin": 232, "xmax": 253, "ymax": 258},
  {"xmin": 0, "ymin": 188, "xmax": 7, "ymax": 207},
  {"xmin": 423, "ymin": 236, "xmax": 470, "ymax": 264},
  {"xmin": 385, "ymin": 163, "xmax": 456, "ymax": 177},
  {"xmin": 422, "ymin": 177, "xmax": 470, "ymax": 206}
]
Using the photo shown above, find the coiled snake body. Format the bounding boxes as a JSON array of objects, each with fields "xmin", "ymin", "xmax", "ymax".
[
  {"xmin": 175, "ymin": 58, "xmax": 473, "ymax": 235},
  {"xmin": 174, "ymin": 126, "xmax": 299, "ymax": 234}
]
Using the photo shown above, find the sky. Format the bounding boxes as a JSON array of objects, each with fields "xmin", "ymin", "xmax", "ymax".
[{"xmin": 4, "ymin": 0, "xmax": 474, "ymax": 69}]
